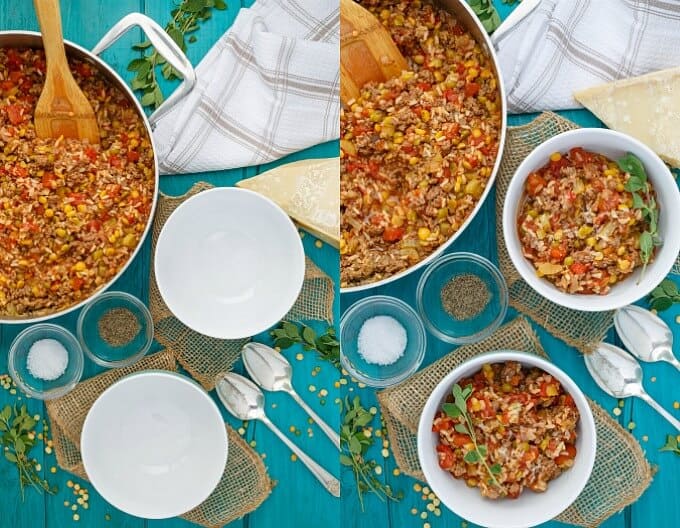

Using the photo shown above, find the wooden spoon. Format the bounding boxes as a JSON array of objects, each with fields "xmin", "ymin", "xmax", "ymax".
[
  {"xmin": 33, "ymin": 0, "xmax": 99, "ymax": 144},
  {"xmin": 340, "ymin": 0, "xmax": 408, "ymax": 105}
]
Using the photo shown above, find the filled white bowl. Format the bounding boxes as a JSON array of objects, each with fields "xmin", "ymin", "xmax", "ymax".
[
  {"xmin": 155, "ymin": 187, "xmax": 305, "ymax": 339},
  {"xmin": 81, "ymin": 372, "xmax": 228, "ymax": 519},
  {"xmin": 417, "ymin": 351, "xmax": 596, "ymax": 528},
  {"xmin": 503, "ymin": 128, "xmax": 680, "ymax": 311}
]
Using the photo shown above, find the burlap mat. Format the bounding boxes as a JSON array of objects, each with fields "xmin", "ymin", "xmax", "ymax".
[
  {"xmin": 149, "ymin": 182, "xmax": 335, "ymax": 390},
  {"xmin": 377, "ymin": 317, "xmax": 653, "ymax": 528},
  {"xmin": 46, "ymin": 350, "xmax": 272, "ymax": 528}
]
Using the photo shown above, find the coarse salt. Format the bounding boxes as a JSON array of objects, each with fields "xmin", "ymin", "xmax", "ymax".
[
  {"xmin": 26, "ymin": 339, "xmax": 69, "ymax": 381},
  {"xmin": 357, "ymin": 316, "xmax": 407, "ymax": 365}
]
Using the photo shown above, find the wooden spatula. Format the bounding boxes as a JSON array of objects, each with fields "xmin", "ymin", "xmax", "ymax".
[
  {"xmin": 33, "ymin": 0, "xmax": 99, "ymax": 144},
  {"xmin": 340, "ymin": 0, "xmax": 408, "ymax": 105}
]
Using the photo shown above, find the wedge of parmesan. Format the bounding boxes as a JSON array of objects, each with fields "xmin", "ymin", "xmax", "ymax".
[
  {"xmin": 574, "ymin": 67, "xmax": 680, "ymax": 168},
  {"xmin": 237, "ymin": 158, "xmax": 340, "ymax": 247}
]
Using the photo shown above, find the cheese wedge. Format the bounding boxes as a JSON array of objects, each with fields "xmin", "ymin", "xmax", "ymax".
[
  {"xmin": 574, "ymin": 68, "xmax": 680, "ymax": 168},
  {"xmin": 237, "ymin": 158, "xmax": 340, "ymax": 247}
]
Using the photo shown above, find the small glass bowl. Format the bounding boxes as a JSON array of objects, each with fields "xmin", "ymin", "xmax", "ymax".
[
  {"xmin": 8, "ymin": 324, "xmax": 84, "ymax": 400},
  {"xmin": 77, "ymin": 291, "xmax": 153, "ymax": 368},
  {"xmin": 340, "ymin": 295, "xmax": 427, "ymax": 387},
  {"xmin": 416, "ymin": 252, "xmax": 508, "ymax": 344}
]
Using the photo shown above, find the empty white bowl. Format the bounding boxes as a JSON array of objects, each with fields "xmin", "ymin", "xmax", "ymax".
[
  {"xmin": 417, "ymin": 351, "xmax": 596, "ymax": 528},
  {"xmin": 81, "ymin": 371, "xmax": 228, "ymax": 519},
  {"xmin": 155, "ymin": 187, "xmax": 305, "ymax": 339},
  {"xmin": 503, "ymin": 128, "xmax": 680, "ymax": 311}
]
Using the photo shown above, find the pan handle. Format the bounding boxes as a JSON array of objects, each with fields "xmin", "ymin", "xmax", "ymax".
[{"xmin": 91, "ymin": 13, "xmax": 196, "ymax": 127}]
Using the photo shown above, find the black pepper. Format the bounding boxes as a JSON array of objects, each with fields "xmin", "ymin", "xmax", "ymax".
[{"xmin": 440, "ymin": 274, "xmax": 490, "ymax": 320}]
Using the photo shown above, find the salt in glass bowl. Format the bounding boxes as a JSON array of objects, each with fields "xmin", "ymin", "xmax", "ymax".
[
  {"xmin": 340, "ymin": 295, "xmax": 427, "ymax": 388},
  {"xmin": 416, "ymin": 252, "xmax": 508, "ymax": 344},
  {"xmin": 77, "ymin": 291, "xmax": 154, "ymax": 368},
  {"xmin": 8, "ymin": 323, "xmax": 84, "ymax": 400}
]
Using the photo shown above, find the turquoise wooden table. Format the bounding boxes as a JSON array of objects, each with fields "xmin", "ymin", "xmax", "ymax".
[
  {"xmin": 341, "ymin": 2, "xmax": 680, "ymax": 528},
  {"xmin": 0, "ymin": 1, "xmax": 340, "ymax": 527}
]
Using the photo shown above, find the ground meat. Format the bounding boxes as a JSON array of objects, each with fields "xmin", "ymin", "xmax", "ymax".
[
  {"xmin": 0, "ymin": 47, "xmax": 154, "ymax": 317},
  {"xmin": 340, "ymin": 0, "xmax": 502, "ymax": 288}
]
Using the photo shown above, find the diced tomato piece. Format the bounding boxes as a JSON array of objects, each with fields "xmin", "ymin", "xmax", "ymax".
[
  {"xmin": 549, "ymin": 245, "xmax": 567, "ymax": 261},
  {"xmin": 33, "ymin": 57, "xmax": 46, "ymax": 73},
  {"xmin": 456, "ymin": 62, "xmax": 465, "ymax": 75},
  {"xmin": 126, "ymin": 150, "xmax": 140, "ymax": 163},
  {"xmin": 71, "ymin": 277, "xmax": 85, "ymax": 291},
  {"xmin": 69, "ymin": 192, "xmax": 86, "ymax": 205},
  {"xmin": 464, "ymin": 82, "xmax": 480, "ymax": 97},
  {"xmin": 42, "ymin": 172, "xmax": 57, "ymax": 189},
  {"xmin": 442, "ymin": 167, "xmax": 451, "ymax": 179},
  {"xmin": 9, "ymin": 71, "xmax": 23, "ymax": 83},
  {"xmin": 84, "ymin": 147, "xmax": 97, "ymax": 162},
  {"xmin": 109, "ymin": 154, "xmax": 121, "ymax": 168},
  {"xmin": 432, "ymin": 416, "xmax": 453, "ymax": 433},
  {"xmin": 6, "ymin": 49, "xmax": 22, "ymax": 70},
  {"xmin": 417, "ymin": 82, "xmax": 432, "ymax": 91},
  {"xmin": 14, "ymin": 166, "xmax": 28, "ymax": 178},
  {"xmin": 74, "ymin": 62, "xmax": 92, "ymax": 78},
  {"xmin": 6, "ymin": 104, "xmax": 24, "ymax": 125},
  {"xmin": 539, "ymin": 382, "xmax": 559, "ymax": 397},
  {"xmin": 451, "ymin": 433, "xmax": 471, "ymax": 447},
  {"xmin": 382, "ymin": 226, "xmax": 404, "ymax": 243},
  {"xmin": 0, "ymin": 80, "xmax": 14, "ymax": 92},
  {"xmin": 565, "ymin": 444, "xmax": 577, "ymax": 458},
  {"xmin": 452, "ymin": 24, "xmax": 465, "ymax": 36},
  {"xmin": 526, "ymin": 172, "xmax": 547, "ymax": 196},
  {"xmin": 86, "ymin": 219, "xmax": 102, "ymax": 232},
  {"xmin": 570, "ymin": 262, "xmax": 588, "ymax": 275},
  {"xmin": 436, "ymin": 444, "xmax": 455, "ymax": 470}
]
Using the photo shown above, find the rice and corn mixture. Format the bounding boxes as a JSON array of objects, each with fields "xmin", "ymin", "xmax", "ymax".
[
  {"xmin": 0, "ymin": 48, "xmax": 155, "ymax": 317},
  {"xmin": 433, "ymin": 362, "xmax": 579, "ymax": 499},
  {"xmin": 340, "ymin": 0, "xmax": 502, "ymax": 287},
  {"xmin": 518, "ymin": 148, "xmax": 654, "ymax": 295}
]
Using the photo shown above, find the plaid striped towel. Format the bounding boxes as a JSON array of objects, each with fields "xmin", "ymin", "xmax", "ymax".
[
  {"xmin": 153, "ymin": 0, "xmax": 339, "ymax": 174},
  {"xmin": 496, "ymin": 0, "xmax": 680, "ymax": 114}
]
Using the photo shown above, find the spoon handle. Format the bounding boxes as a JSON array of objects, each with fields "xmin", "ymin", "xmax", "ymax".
[
  {"xmin": 638, "ymin": 392, "xmax": 680, "ymax": 432},
  {"xmin": 259, "ymin": 415, "xmax": 340, "ymax": 497},
  {"xmin": 289, "ymin": 389, "xmax": 341, "ymax": 450},
  {"xmin": 666, "ymin": 356, "xmax": 680, "ymax": 373}
]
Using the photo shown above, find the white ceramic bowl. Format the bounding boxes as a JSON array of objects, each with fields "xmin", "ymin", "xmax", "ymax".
[
  {"xmin": 417, "ymin": 351, "xmax": 596, "ymax": 528},
  {"xmin": 81, "ymin": 371, "xmax": 228, "ymax": 519},
  {"xmin": 155, "ymin": 187, "xmax": 305, "ymax": 339},
  {"xmin": 503, "ymin": 128, "xmax": 680, "ymax": 311}
]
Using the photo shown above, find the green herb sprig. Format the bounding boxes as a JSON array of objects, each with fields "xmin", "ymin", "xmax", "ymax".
[
  {"xmin": 660, "ymin": 435, "xmax": 680, "ymax": 456},
  {"xmin": 127, "ymin": 0, "xmax": 227, "ymax": 110},
  {"xmin": 271, "ymin": 322, "xmax": 340, "ymax": 369},
  {"xmin": 340, "ymin": 396, "xmax": 401, "ymax": 510},
  {"xmin": 618, "ymin": 152, "xmax": 662, "ymax": 279},
  {"xmin": 0, "ymin": 404, "xmax": 56, "ymax": 500},
  {"xmin": 648, "ymin": 279, "xmax": 680, "ymax": 312},
  {"xmin": 443, "ymin": 383, "xmax": 504, "ymax": 493},
  {"xmin": 467, "ymin": 0, "xmax": 502, "ymax": 33}
]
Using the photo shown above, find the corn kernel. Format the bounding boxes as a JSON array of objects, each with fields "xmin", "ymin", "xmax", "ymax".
[
  {"xmin": 550, "ymin": 152, "xmax": 562, "ymax": 162},
  {"xmin": 564, "ymin": 256, "xmax": 574, "ymax": 266},
  {"xmin": 38, "ymin": 196, "xmax": 47, "ymax": 205},
  {"xmin": 418, "ymin": 227, "xmax": 431, "ymax": 240},
  {"xmin": 586, "ymin": 237, "xmax": 596, "ymax": 247},
  {"xmin": 409, "ymin": 156, "xmax": 419, "ymax": 166}
]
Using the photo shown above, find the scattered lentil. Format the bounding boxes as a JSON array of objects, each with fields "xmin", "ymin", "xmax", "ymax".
[
  {"xmin": 440, "ymin": 273, "xmax": 490, "ymax": 320},
  {"xmin": 97, "ymin": 308, "xmax": 141, "ymax": 347},
  {"xmin": 613, "ymin": 407, "xmax": 622, "ymax": 416}
]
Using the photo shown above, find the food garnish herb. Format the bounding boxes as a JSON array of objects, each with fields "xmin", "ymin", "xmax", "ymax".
[
  {"xmin": 0, "ymin": 404, "xmax": 56, "ymax": 500},
  {"xmin": 271, "ymin": 322, "xmax": 340, "ymax": 369},
  {"xmin": 443, "ymin": 383, "xmax": 504, "ymax": 493},
  {"xmin": 340, "ymin": 396, "xmax": 401, "ymax": 510},
  {"xmin": 660, "ymin": 434, "xmax": 680, "ymax": 456},
  {"xmin": 648, "ymin": 279, "xmax": 680, "ymax": 312},
  {"xmin": 617, "ymin": 152, "xmax": 661, "ymax": 280},
  {"xmin": 127, "ymin": 0, "xmax": 227, "ymax": 110},
  {"xmin": 467, "ymin": 0, "xmax": 502, "ymax": 33}
]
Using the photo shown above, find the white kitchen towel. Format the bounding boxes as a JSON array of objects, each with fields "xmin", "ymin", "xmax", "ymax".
[
  {"xmin": 153, "ymin": 0, "xmax": 339, "ymax": 174},
  {"xmin": 496, "ymin": 0, "xmax": 680, "ymax": 114}
]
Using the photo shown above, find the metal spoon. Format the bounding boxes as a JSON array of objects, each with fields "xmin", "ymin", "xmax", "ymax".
[
  {"xmin": 242, "ymin": 342, "xmax": 340, "ymax": 450},
  {"xmin": 585, "ymin": 342, "xmax": 680, "ymax": 432},
  {"xmin": 215, "ymin": 372, "xmax": 340, "ymax": 497},
  {"xmin": 615, "ymin": 304, "xmax": 680, "ymax": 371}
]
